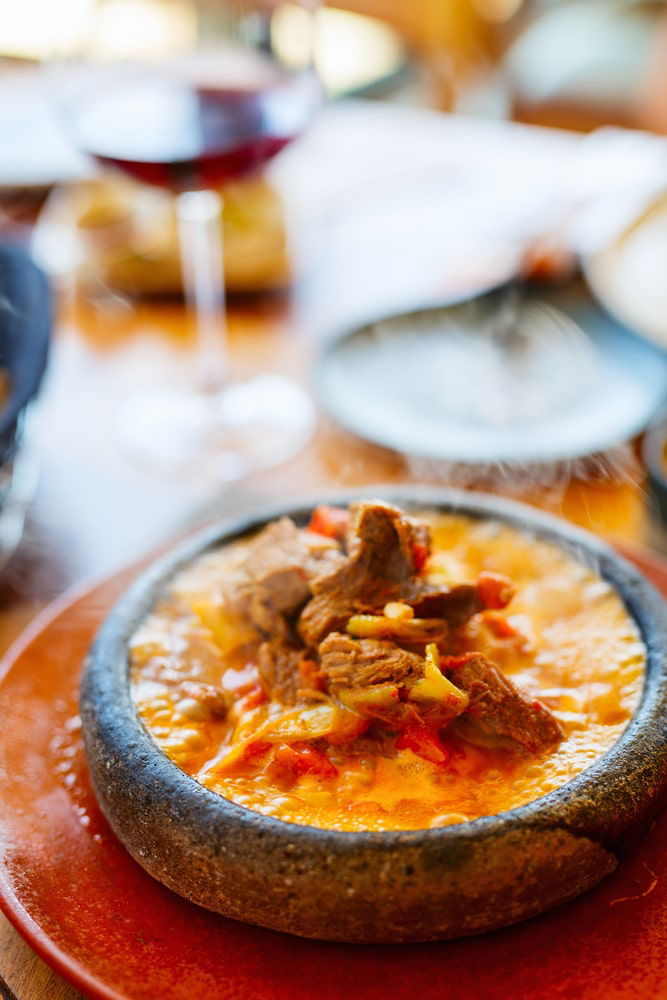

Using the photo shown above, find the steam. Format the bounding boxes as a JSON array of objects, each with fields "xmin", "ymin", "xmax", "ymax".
[{"xmin": 405, "ymin": 442, "xmax": 642, "ymax": 498}]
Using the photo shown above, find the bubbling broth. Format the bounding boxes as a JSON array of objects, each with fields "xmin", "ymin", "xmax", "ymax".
[{"xmin": 130, "ymin": 505, "xmax": 645, "ymax": 832}]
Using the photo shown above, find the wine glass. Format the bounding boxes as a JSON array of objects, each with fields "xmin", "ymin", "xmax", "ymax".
[{"xmin": 57, "ymin": 0, "xmax": 320, "ymax": 482}]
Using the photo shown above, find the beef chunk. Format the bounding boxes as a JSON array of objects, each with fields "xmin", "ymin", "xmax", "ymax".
[
  {"xmin": 297, "ymin": 592, "xmax": 358, "ymax": 649},
  {"xmin": 404, "ymin": 582, "xmax": 484, "ymax": 627},
  {"xmin": 258, "ymin": 638, "xmax": 321, "ymax": 705},
  {"xmin": 224, "ymin": 518, "xmax": 344, "ymax": 636},
  {"xmin": 446, "ymin": 653, "xmax": 564, "ymax": 754},
  {"xmin": 319, "ymin": 632, "xmax": 423, "ymax": 689},
  {"xmin": 318, "ymin": 635, "xmax": 468, "ymax": 731},
  {"xmin": 298, "ymin": 502, "xmax": 502, "ymax": 647},
  {"xmin": 299, "ymin": 582, "xmax": 491, "ymax": 649},
  {"xmin": 298, "ymin": 501, "xmax": 432, "ymax": 646},
  {"xmin": 343, "ymin": 500, "xmax": 429, "ymax": 583}
]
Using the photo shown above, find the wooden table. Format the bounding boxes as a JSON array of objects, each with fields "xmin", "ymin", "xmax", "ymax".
[{"xmin": 0, "ymin": 102, "xmax": 659, "ymax": 1000}]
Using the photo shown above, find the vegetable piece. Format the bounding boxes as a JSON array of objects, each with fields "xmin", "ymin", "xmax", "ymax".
[
  {"xmin": 259, "ymin": 704, "xmax": 342, "ymax": 742},
  {"xmin": 476, "ymin": 572, "xmax": 515, "ymax": 610},
  {"xmin": 440, "ymin": 653, "xmax": 479, "ymax": 671},
  {"xmin": 411, "ymin": 541, "xmax": 429, "ymax": 573},
  {"xmin": 396, "ymin": 720, "xmax": 449, "ymax": 765},
  {"xmin": 269, "ymin": 744, "xmax": 338, "ymax": 782},
  {"xmin": 383, "ymin": 602, "xmax": 414, "ymax": 621},
  {"xmin": 241, "ymin": 685, "xmax": 268, "ymax": 710},
  {"xmin": 482, "ymin": 611, "xmax": 524, "ymax": 640},
  {"xmin": 298, "ymin": 656, "xmax": 326, "ymax": 693},
  {"xmin": 324, "ymin": 708, "xmax": 370, "ymax": 745},
  {"xmin": 192, "ymin": 600, "xmax": 258, "ymax": 655},
  {"xmin": 409, "ymin": 644, "xmax": 469, "ymax": 712},
  {"xmin": 208, "ymin": 702, "xmax": 356, "ymax": 775},
  {"xmin": 337, "ymin": 683, "xmax": 402, "ymax": 724},
  {"xmin": 346, "ymin": 614, "xmax": 446, "ymax": 642},
  {"xmin": 308, "ymin": 505, "xmax": 350, "ymax": 540}
]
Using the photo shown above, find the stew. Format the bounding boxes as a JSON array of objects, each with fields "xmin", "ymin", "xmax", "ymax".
[{"xmin": 130, "ymin": 502, "xmax": 644, "ymax": 831}]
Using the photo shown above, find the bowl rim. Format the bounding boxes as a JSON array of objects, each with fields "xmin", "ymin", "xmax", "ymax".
[{"xmin": 84, "ymin": 486, "xmax": 667, "ymax": 849}]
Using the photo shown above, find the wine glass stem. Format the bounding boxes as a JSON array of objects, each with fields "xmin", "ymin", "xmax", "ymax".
[{"xmin": 175, "ymin": 189, "xmax": 228, "ymax": 394}]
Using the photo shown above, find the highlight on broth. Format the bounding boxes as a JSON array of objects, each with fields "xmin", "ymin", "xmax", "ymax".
[{"xmin": 130, "ymin": 501, "xmax": 645, "ymax": 832}]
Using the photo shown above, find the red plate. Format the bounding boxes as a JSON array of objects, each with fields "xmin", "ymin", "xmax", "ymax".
[{"xmin": 1, "ymin": 549, "xmax": 667, "ymax": 1000}]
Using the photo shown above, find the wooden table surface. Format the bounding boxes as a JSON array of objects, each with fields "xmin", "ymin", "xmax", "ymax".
[{"xmin": 0, "ymin": 101, "xmax": 661, "ymax": 1000}]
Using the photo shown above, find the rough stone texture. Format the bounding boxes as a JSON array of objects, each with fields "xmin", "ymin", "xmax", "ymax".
[{"xmin": 79, "ymin": 488, "xmax": 667, "ymax": 943}]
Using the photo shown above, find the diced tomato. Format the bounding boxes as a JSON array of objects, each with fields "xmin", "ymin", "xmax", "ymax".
[
  {"xmin": 298, "ymin": 656, "xmax": 326, "ymax": 693},
  {"xmin": 482, "ymin": 611, "xmax": 521, "ymax": 640},
  {"xmin": 439, "ymin": 735, "xmax": 466, "ymax": 763},
  {"xmin": 238, "ymin": 739, "xmax": 272, "ymax": 766},
  {"xmin": 411, "ymin": 542, "xmax": 429, "ymax": 573},
  {"xmin": 269, "ymin": 743, "xmax": 339, "ymax": 782},
  {"xmin": 221, "ymin": 665, "xmax": 261, "ymax": 695},
  {"xmin": 396, "ymin": 721, "xmax": 449, "ymax": 765},
  {"xmin": 241, "ymin": 685, "xmax": 268, "ymax": 710},
  {"xmin": 308, "ymin": 505, "xmax": 350, "ymax": 540},
  {"xmin": 439, "ymin": 653, "xmax": 478, "ymax": 672},
  {"xmin": 477, "ymin": 571, "xmax": 515, "ymax": 610}
]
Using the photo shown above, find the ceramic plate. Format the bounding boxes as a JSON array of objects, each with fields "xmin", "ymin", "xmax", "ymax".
[
  {"xmin": 585, "ymin": 192, "xmax": 667, "ymax": 350},
  {"xmin": 1, "ymin": 550, "xmax": 667, "ymax": 999},
  {"xmin": 316, "ymin": 285, "xmax": 667, "ymax": 465}
]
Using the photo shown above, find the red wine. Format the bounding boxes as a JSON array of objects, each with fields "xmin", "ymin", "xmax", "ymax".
[{"xmin": 70, "ymin": 71, "xmax": 318, "ymax": 190}]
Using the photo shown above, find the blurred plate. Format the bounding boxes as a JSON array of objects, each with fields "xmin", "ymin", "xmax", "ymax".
[
  {"xmin": 314, "ymin": 8, "xmax": 408, "ymax": 99},
  {"xmin": 316, "ymin": 283, "xmax": 667, "ymax": 465},
  {"xmin": 585, "ymin": 191, "xmax": 667, "ymax": 350},
  {"xmin": 0, "ymin": 63, "xmax": 88, "ymax": 190}
]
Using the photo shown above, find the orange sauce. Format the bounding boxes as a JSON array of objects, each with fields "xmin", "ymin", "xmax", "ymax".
[{"xmin": 130, "ymin": 514, "xmax": 645, "ymax": 832}]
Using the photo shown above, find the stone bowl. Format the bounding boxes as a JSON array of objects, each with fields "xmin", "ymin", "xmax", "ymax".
[{"xmin": 80, "ymin": 488, "xmax": 667, "ymax": 943}]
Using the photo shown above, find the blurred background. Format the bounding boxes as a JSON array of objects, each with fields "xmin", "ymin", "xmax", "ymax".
[{"xmin": 2, "ymin": 0, "xmax": 667, "ymax": 609}]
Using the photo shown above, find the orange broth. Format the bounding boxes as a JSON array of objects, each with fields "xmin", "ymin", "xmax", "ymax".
[{"xmin": 130, "ymin": 514, "xmax": 645, "ymax": 832}]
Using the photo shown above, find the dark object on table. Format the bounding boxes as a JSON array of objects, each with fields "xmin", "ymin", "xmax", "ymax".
[
  {"xmin": 316, "ymin": 283, "xmax": 667, "ymax": 468},
  {"xmin": 0, "ymin": 243, "xmax": 51, "ymax": 563},
  {"xmin": 643, "ymin": 419, "xmax": 667, "ymax": 527},
  {"xmin": 0, "ymin": 242, "xmax": 50, "ymax": 464},
  {"xmin": 80, "ymin": 488, "xmax": 667, "ymax": 943}
]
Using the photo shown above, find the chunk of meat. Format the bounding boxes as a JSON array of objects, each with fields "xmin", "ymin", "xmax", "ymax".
[
  {"xmin": 343, "ymin": 500, "xmax": 430, "ymax": 584},
  {"xmin": 318, "ymin": 635, "xmax": 468, "ymax": 731},
  {"xmin": 224, "ymin": 517, "xmax": 344, "ymax": 636},
  {"xmin": 406, "ymin": 583, "xmax": 483, "ymax": 626},
  {"xmin": 258, "ymin": 639, "xmax": 322, "ymax": 706},
  {"xmin": 299, "ymin": 502, "xmax": 433, "ymax": 646},
  {"xmin": 299, "ymin": 581, "xmax": 489, "ymax": 649},
  {"xmin": 298, "ymin": 591, "xmax": 358, "ymax": 649},
  {"xmin": 298, "ymin": 502, "xmax": 512, "ymax": 647},
  {"xmin": 319, "ymin": 632, "xmax": 423, "ymax": 689},
  {"xmin": 406, "ymin": 574, "xmax": 514, "ymax": 623},
  {"xmin": 444, "ymin": 653, "xmax": 564, "ymax": 754}
]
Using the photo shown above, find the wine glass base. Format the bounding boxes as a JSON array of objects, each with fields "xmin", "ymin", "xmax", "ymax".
[{"xmin": 119, "ymin": 374, "xmax": 315, "ymax": 483}]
